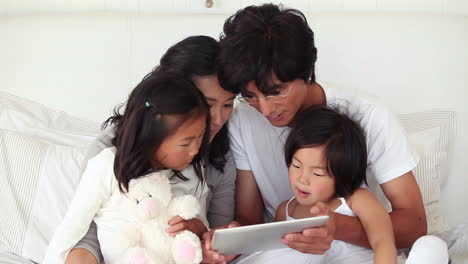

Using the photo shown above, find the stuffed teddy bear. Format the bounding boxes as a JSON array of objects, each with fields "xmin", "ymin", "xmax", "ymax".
[{"xmin": 112, "ymin": 172, "xmax": 203, "ymax": 264}]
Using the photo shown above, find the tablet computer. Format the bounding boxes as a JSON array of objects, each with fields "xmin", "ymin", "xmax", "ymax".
[{"xmin": 211, "ymin": 215, "xmax": 329, "ymax": 255}]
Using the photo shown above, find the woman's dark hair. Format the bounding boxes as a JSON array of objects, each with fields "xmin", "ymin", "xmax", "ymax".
[
  {"xmin": 158, "ymin": 35, "xmax": 220, "ymax": 78},
  {"xmin": 284, "ymin": 106, "xmax": 368, "ymax": 198},
  {"xmin": 218, "ymin": 3, "xmax": 317, "ymax": 97},
  {"xmin": 156, "ymin": 35, "xmax": 237, "ymax": 172},
  {"xmin": 104, "ymin": 71, "xmax": 210, "ymax": 192}
]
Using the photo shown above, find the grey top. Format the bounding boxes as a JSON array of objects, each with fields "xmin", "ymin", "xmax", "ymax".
[{"xmin": 73, "ymin": 129, "xmax": 236, "ymax": 264}]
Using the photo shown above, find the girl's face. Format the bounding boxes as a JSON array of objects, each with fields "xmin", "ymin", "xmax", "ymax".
[
  {"xmin": 288, "ymin": 146, "xmax": 336, "ymax": 206},
  {"xmin": 153, "ymin": 114, "xmax": 206, "ymax": 171},
  {"xmin": 194, "ymin": 75, "xmax": 235, "ymax": 142}
]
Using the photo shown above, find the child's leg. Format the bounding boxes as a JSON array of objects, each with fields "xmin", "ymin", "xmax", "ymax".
[{"xmin": 406, "ymin": 235, "xmax": 449, "ymax": 264}]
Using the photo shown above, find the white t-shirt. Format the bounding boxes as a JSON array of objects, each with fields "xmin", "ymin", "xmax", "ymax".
[
  {"xmin": 228, "ymin": 83, "xmax": 419, "ymax": 222},
  {"xmin": 44, "ymin": 147, "xmax": 208, "ymax": 264}
]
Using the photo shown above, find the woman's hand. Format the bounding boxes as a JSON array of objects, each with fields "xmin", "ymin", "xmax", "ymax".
[
  {"xmin": 281, "ymin": 202, "xmax": 336, "ymax": 254},
  {"xmin": 201, "ymin": 221, "xmax": 240, "ymax": 264},
  {"xmin": 167, "ymin": 216, "xmax": 207, "ymax": 238}
]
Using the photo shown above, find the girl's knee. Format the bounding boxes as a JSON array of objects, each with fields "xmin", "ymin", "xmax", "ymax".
[{"xmin": 406, "ymin": 235, "xmax": 449, "ymax": 264}]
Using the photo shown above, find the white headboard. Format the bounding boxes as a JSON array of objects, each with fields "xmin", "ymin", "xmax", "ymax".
[{"xmin": 1, "ymin": 0, "xmax": 467, "ymax": 227}]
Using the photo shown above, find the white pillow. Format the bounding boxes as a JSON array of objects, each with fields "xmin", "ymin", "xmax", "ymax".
[
  {"xmin": 0, "ymin": 252, "xmax": 35, "ymax": 264},
  {"xmin": 399, "ymin": 110, "xmax": 456, "ymax": 235},
  {"xmin": 412, "ymin": 152, "xmax": 448, "ymax": 234},
  {"xmin": 0, "ymin": 91, "xmax": 100, "ymax": 147},
  {"xmin": 0, "ymin": 92, "xmax": 101, "ymax": 263},
  {"xmin": 0, "ymin": 128, "xmax": 87, "ymax": 262},
  {"xmin": 400, "ymin": 110, "xmax": 456, "ymax": 187}
]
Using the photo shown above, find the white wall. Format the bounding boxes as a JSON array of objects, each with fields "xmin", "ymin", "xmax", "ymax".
[
  {"xmin": 1, "ymin": 1, "xmax": 467, "ymax": 227},
  {"xmin": 1, "ymin": 0, "xmax": 468, "ymax": 15}
]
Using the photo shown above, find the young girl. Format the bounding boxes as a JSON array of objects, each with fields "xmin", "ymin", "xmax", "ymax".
[
  {"xmin": 280, "ymin": 105, "xmax": 396, "ymax": 264},
  {"xmin": 231, "ymin": 105, "xmax": 397, "ymax": 264},
  {"xmin": 44, "ymin": 71, "xmax": 211, "ymax": 263}
]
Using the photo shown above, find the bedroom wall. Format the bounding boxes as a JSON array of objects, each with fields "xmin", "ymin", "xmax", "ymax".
[
  {"xmin": 1, "ymin": 0, "xmax": 467, "ymax": 227},
  {"xmin": 1, "ymin": 0, "xmax": 468, "ymax": 15}
]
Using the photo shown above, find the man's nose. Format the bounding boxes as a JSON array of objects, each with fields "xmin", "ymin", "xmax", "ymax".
[{"xmin": 257, "ymin": 98, "xmax": 275, "ymax": 117}]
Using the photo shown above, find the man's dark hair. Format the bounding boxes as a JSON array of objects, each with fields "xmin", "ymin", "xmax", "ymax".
[
  {"xmin": 218, "ymin": 3, "xmax": 317, "ymax": 96},
  {"xmin": 284, "ymin": 106, "xmax": 368, "ymax": 198}
]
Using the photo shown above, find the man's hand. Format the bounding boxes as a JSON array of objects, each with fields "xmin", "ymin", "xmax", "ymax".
[
  {"xmin": 167, "ymin": 216, "xmax": 207, "ymax": 238},
  {"xmin": 281, "ymin": 202, "xmax": 336, "ymax": 254},
  {"xmin": 202, "ymin": 221, "xmax": 240, "ymax": 263}
]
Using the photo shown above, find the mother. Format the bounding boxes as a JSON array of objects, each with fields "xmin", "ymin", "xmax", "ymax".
[{"xmin": 65, "ymin": 35, "xmax": 238, "ymax": 264}]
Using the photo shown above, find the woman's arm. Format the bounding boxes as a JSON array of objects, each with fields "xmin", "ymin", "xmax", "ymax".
[
  {"xmin": 205, "ymin": 152, "xmax": 236, "ymax": 228},
  {"xmin": 200, "ymin": 165, "xmax": 257, "ymax": 263},
  {"xmin": 66, "ymin": 221, "xmax": 103, "ymax": 264},
  {"xmin": 348, "ymin": 188, "xmax": 397, "ymax": 264},
  {"xmin": 66, "ymin": 248, "xmax": 98, "ymax": 264}
]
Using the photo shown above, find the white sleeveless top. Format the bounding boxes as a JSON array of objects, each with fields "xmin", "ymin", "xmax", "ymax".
[
  {"xmin": 232, "ymin": 197, "xmax": 374, "ymax": 264},
  {"xmin": 285, "ymin": 197, "xmax": 355, "ymax": 221}
]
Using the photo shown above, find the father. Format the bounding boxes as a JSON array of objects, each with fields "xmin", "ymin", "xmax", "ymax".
[{"xmin": 203, "ymin": 3, "xmax": 426, "ymax": 262}]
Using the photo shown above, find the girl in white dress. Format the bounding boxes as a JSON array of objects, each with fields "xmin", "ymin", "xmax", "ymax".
[{"xmin": 44, "ymin": 71, "xmax": 212, "ymax": 264}]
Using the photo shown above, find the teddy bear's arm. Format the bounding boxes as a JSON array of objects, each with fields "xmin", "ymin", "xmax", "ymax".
[{"xmin": 168, "ymin": 195, "xmax": 201, "ymax": 220}]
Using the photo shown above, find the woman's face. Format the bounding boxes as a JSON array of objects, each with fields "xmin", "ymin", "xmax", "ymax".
[{"xmin": 194, "ymin": 75, "xmax": 235, "ymax": 142}]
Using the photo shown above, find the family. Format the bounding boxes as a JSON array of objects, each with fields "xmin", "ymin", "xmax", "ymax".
[{"xmin": 44, "ymin": 3, "xmax": 449, "ymax": 264}]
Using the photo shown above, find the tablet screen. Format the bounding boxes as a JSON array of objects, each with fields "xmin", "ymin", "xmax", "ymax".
[{"xmin": 211, "ymin": 215, "xmax": 329, "ymax": 255}]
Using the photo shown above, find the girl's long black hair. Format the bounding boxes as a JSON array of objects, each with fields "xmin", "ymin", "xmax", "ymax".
[{"xmin": 104, "ymin": 71, "xmax": 210, "ymax": 192}]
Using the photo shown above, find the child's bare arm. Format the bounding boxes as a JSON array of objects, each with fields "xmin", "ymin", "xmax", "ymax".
[
  {"xmin": 274, "ymin": 201, "xmax": 288, "ymax": 222},
  {"xmin": 348, "ymin": 188, "xmax": 397, "ymax": 264}
]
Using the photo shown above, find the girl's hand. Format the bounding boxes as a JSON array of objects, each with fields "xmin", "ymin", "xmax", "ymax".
[
  {"xmin": 167, "ymin": 216, "xmax": 207, "ymax": 238},
  {"xmin": 281, "ymin": 202, "xmax": 336, "ymax": 254},
  {"xmin": 202, "ymin": 221, "xmax": 240, "ymax": 264}
]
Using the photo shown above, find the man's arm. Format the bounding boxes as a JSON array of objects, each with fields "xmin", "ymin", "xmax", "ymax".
[
  {"xmin": 335, "ymin": 171, "xmax": 427, "ymax": 248},
  {"xmin": 235, "ymin": 169, "xmax": 264, "ymax": 225},
  {"xmin": 382, "ymin": 171, "xmax": 427, "ymax": 247}
]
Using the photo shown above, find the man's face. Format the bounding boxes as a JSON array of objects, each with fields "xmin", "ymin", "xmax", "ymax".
[{"xmin": 243, "ymin": 75, "xmax": 307, "ymax": 127}]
